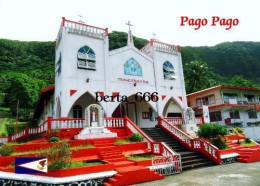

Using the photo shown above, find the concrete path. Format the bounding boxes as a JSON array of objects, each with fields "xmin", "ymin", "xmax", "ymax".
[{"xmin": 134, "ymin": 162, "xmax": 260, "ymax": 186}]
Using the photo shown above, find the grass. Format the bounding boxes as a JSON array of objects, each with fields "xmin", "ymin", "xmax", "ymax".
[
  {"xmin": 8, "ymin": 143, "xmax": 94, "ymax": 156},
  {"xmin": 240, "ymin": 140, "xmax": 257, "ymax": 146},
  {"xmin": 114, "ymin": 139, "xmax": 132, "ymax": 145},
  {"xmin": 70, "ymin": 144, "xmax": 94, "ymax": 150},
  {"xmin": 48, "ymin": 160, "xmax": 104, "ymax": 170},
  {"xmin": 0, "ymin": 118, "xmax": 8, "ymax": 136},
  {"xmin": 126, "ymin": 154, "xmax": 153, "ymax": 161}
]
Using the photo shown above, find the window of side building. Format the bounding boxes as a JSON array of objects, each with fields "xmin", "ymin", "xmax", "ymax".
[
  {"xmin": 196, "ymin": 95, "xmax": 215, "ymax": 107},
  {"xmin": 229, "ymin": 110, "xmax": 240, "ymax": 119},
  {"xmin": 210, "ymin": 111, "xmax": 222, "ymax": 122},
  {"xmin": 248, "ymin": 110, "xmax": 257, "ymax": 119},
  {"xmin": 244, "ymin": 95, "xmax": 255, "ymax": 104}
]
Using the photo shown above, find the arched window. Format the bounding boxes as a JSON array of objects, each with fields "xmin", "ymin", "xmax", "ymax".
[
  {"xmin": 163, "ymin": 61, "xmax": 175, "ymax": 80},
  {"xmin": 77, "ymin": 45, "xmax": 96, "ymax": 70},
  {"xmin": 124, "ymin": 58, "xmax": 142, "ymax": 76},
  {"xmin": 73, "ymin": 105, "xmax": 82, "ymax": 118}
]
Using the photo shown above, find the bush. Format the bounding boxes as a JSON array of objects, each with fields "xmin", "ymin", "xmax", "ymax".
[
  {"xmin": 211, "ymin": 138, "xmax": 229, "ymax": 150},
  {"xmin": 197, "ymin": 124, "xmax": 228, "ymax": 139},
  {"xmin": 233, "ymin": 127, "xmax": 244, "ymax": 135},
  {"xmin": 0, "ymin": 133, "xmax": 7, "ymax": 137},
  {"xmin": 244, "ymin": 138, "xmax": 251, "ymax": 144},
  {"xmin": 129, "ymin": 133, "xmax": 144, "ymax": 142},
  {"xmin": 0, "ymin": 145, "xmax": 15, "ymax": 156},
  {"xmin": 43, "ymin": 142, "xmax": 71, "ymax": 169},
  {"xmin": 49, "ymin": 137, "xmax": 59, "ymax": 143}
]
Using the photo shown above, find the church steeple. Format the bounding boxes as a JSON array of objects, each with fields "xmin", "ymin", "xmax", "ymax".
[{"xmin": 126, "ymin": 21, "xmax": 134, "ymax": 46}]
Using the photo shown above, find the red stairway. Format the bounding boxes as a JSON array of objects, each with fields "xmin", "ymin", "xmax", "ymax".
[
  {"xmin": 103, "ymin": 166, "xmax": 164, "ymax": 186},
  {"xmin": 237, "ymin": 147, "xmax": 260, "ymax": 163}
]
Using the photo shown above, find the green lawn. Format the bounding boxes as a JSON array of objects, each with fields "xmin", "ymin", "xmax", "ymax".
[
  {"xmin": 240, "ymin": 140, "xmax": 258, "ymax": 146},
  {"xmin": 126, "ymin": 154, "xmax": 153, "ymax": 161},
  {"xmin": 0, "ymin": 118, "xmax": 8, "ymax": 136},
  {"xmin": 114, "ymin": 139, "xmax": 133, "ymax": 145}
]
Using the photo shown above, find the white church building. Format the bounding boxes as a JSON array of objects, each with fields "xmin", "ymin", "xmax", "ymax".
[{"xmin": 34, "ymin": 17, "xmax": 189, "ymax": 129}]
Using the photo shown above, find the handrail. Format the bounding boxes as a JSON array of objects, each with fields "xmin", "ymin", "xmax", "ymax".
[
  {"xmin": 159, "ymin": 117, "xmax": 221, "ymax": 164},
  {"xmin": 124, "ymin": 116, "xmax": 180, "ymax": 160},
  {"xmin": 124, "ymin": 116, "xmax": 153, "ymax": 144}
]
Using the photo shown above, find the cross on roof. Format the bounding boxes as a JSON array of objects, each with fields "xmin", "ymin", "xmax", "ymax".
[
  {"xmin": 152, "ymin": 33, "xmax": 156, "ymax": 40},
  {"xmin": 78, "ymin": 14, "xmax": 84, "ymax": 23},
  {"xmin": 126, "ymin": 21, "xmax": 133, "ymax": 31}
]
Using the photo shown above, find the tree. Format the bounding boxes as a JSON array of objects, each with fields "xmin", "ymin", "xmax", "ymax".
[
  {"xmin": 229, "ymin": 75, "xmax": 255, "ymax": 88},
  {"xmin": 184, "ymin": 60, "xmax": 212, "ymax": 94},
  {"xmin": 8, "ymin": 73, "xmax": 46, "ymax": 120},
  {"xmin": 197, "ymin": 124, "xmax": 229, "ymax": 149}
]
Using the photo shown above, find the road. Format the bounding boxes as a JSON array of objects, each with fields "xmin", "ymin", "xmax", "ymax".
[{"xmin": 134, "ymin": 162, "xmax": 260, "ymax": 186}]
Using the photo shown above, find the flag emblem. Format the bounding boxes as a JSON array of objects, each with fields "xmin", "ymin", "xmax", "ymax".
[{"xmin": 15, "ymin": 157, "xmax": 48, "ymax": 174}]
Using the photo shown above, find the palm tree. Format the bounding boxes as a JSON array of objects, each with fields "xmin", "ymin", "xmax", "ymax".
[{"xmin": 184, "ymin": 60, "xmax": 211, "ymax": 94}]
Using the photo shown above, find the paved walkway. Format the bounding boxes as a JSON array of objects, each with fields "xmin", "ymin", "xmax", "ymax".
[{"xmin": 134, "ymin": 162, "xmax": 260, "ymax": 186}]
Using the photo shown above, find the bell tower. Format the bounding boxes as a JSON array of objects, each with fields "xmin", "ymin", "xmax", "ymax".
[{"xmin": 54, "ymin": 17, "xmax": 109, "ymax": 118}]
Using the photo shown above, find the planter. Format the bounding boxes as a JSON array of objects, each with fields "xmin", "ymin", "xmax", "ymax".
[{"xmin": 45, "ymin": 163, "xmax": 114, "ymax": 177}]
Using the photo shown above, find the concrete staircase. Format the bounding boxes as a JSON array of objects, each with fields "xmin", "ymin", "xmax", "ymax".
[
  {"xmin": 142, "ymin": 127, "xmax": 215, "ymax": 170},
  {"xmin": 103, "ymin": 166, "xmax": 164, "ymax": 186}
]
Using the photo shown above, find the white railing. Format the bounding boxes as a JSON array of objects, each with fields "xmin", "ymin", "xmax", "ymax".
[
  {"xmin": 153, "ymin": 41, "xmax": 178, "ymax": 54},
  {"xmin": 125, "ymin": 117, "xmax": 153, "ymax": 150},
  {"xmin": 159, "ymin": 117, "xmax": 221, "ymax": 164},
  {"xmin": 161, "ymin": 119, "xmax": 192, "ymax": 147},
  {"xmin": 152, "ymin": 155, "xmax": 182, "ymax": 175},
  {"xmin": 64, "ymin": 19, "xmax": 107, "ymax": 39},
  {"xmin": 164, "ymin": 117, "xmax": 183, "ymax": 125},
  {"xmin": 0, "ymin": 137, "xmax": 8, "ymax": 144},
  {"xmin": 51, "ymin": 119, "xmax": 85, "ymax": 129},
  {"xmin": 104, "ymin": 118, "xmax": 124, "ymax": 127}
]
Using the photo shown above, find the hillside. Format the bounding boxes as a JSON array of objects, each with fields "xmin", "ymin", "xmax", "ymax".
[{"xmin": 0, "ymin": 32, "xmax": 259, "ymax": 115}]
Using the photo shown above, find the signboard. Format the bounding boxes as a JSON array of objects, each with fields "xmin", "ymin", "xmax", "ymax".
[{"xmin": 202, "ymin": 105, "xmax": 210, "ymax": 123}]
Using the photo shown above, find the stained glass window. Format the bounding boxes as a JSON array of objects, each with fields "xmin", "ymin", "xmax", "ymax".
[
  {"xmin": 163, "ymin": 61, "xmax": 175, "ymax": 80},
  {"xmin": 124, "ymin": 58, "xmax": 142, "ymax": 76},
  {"xmin": 77, "ymin": 46, "xmax": 96, "ymax": 70}
]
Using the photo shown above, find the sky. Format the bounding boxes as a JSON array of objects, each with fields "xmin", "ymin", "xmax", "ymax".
[{"xmin": 0, "ymin": 0, "xmax": 259, "ymax": 46}]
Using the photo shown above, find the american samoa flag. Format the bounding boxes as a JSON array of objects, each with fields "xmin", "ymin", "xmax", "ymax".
[{"xmin": 15, "ymin": 157, "xmax": 48, "ymax": 174}]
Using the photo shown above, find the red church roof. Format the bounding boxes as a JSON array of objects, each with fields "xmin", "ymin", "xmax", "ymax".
[{"xmin": 33, "ymin": 85, "xmax": 55, "ymax": 119}]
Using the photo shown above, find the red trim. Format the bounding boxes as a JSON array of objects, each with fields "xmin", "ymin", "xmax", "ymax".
[
  {"xmin": 64, "ymin": 18, "xmax": 106, "ymax": 31},
  {"xmin": 105, "ymin": 28, "xmax": 109, "ymax": 36},
  {"xmin": 62, "ymin": 17, "xmax": 65, "ymax": 26},
  {"xmin": 187, "ymin": 85, "xmax": 260, "ymax": 97},
  {"xmin": 153, "ymin": 40, "xmax": 179, "ymax": 48},
  {"xmin": 162, "ymin": 95, "xmax": 166, "ymax": 101},
  {"xmin": 194, "ymin": 103, "xmax": 260, "ymax": 112},
  {"xmin": 41, "ymin": 85, "xmax": 55, "ymax": 93},
  {"xmin": 177, "ymin": 45, "xmax": 181, "ymax": 52},
  {"xmin": 70, "ymin": 90, "xmax": 77, "ymax": 97}
]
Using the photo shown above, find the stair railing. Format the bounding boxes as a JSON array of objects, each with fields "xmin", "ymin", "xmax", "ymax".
[
  {"xmin": 124, "ymin": 117, "xmax": 181, "ymax": 162},
  {"xmin": 104, "ymin": 117, "xmax": 125, "ymax": 127},
  {"xmin": 158, "ymin": 117, "xmax": 221, "ymax": 164}
]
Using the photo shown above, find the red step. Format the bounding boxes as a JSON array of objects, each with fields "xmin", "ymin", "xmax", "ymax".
[
  {"xmin": 237, "ymin": 147, "xmax": 260, "ymax": 163},
  {"xmin": 103, "ymin": 165, "xmax": 164, "ymax": 185}
]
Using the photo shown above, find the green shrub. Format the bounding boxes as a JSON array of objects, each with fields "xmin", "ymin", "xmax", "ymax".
[
  {"xmin": 49, "ymin": 136, "xmax": 59, "ymax": 143},
  {"xmin": 211, "ymin": 138, "xmax": 229, "ymax": 150},
  {"xmin": 129, "ymin": 133, "xmax": 144, "ymax": 142},
  {"xmin": 244, "ymin": 138, "xmax": 251, "ymax": 144},
  {"xmin": 43, "ymin": 142, "xmax": 71, "ymax": 169},
  {"xmin": 233, "ymin": 127, "xmax": 244, "ymax": 135},
  {"xmin": 0, "ymin": 133, "xmax": 7, "ymax": 137},
  {"xmin": 197, "ymin": 123, "xmax": 228, "ymax": 139},
  {"xmin": 0, "ymin": 145, "xmax": 15, "ymax": 156}
]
